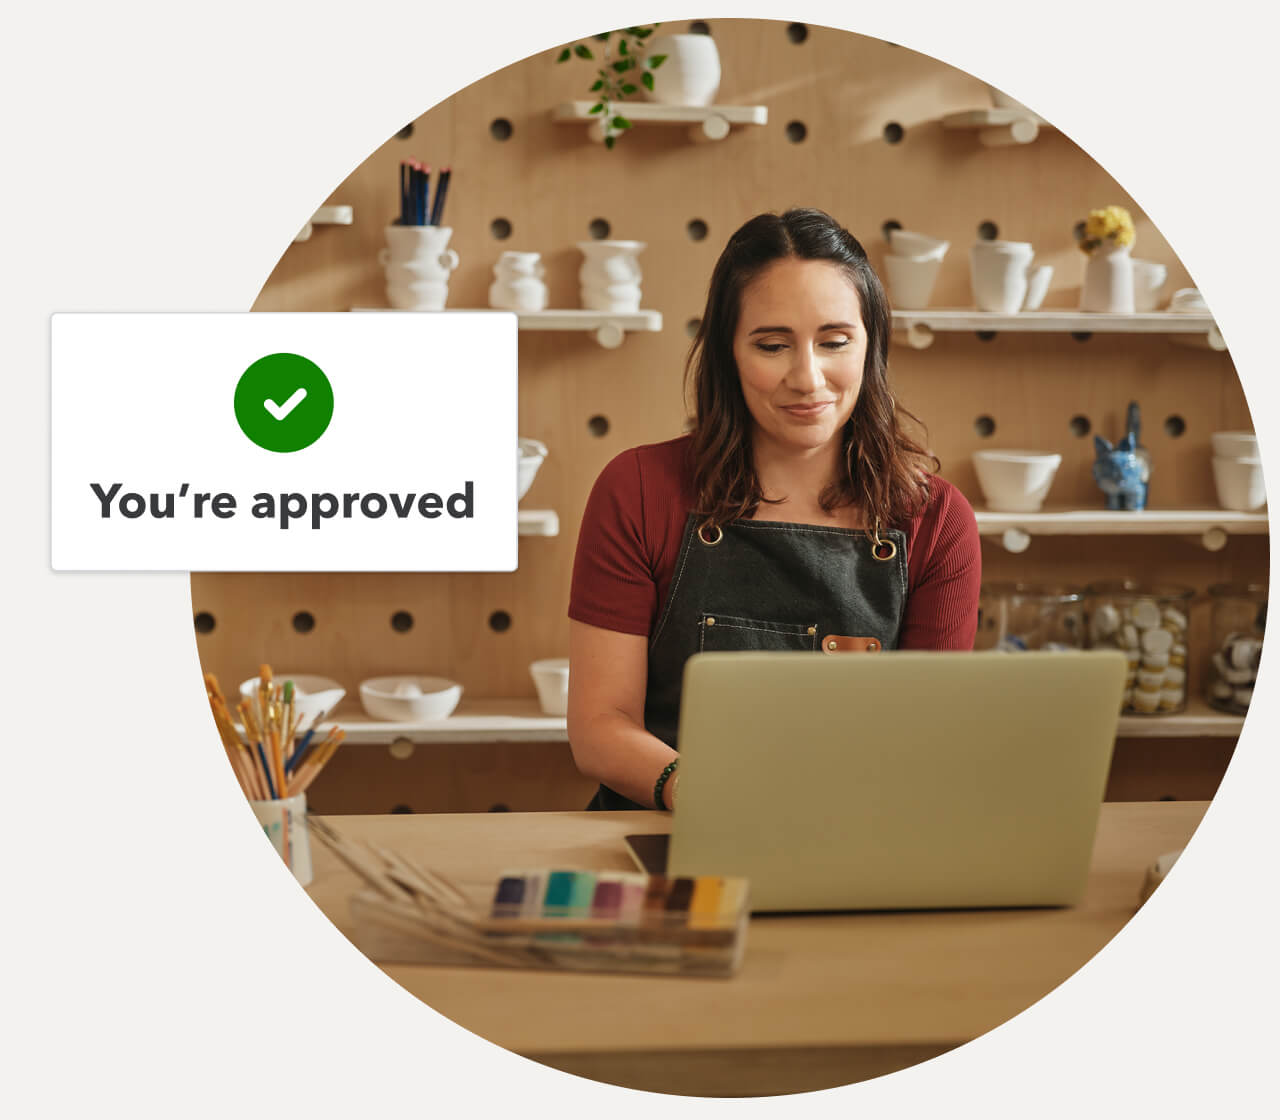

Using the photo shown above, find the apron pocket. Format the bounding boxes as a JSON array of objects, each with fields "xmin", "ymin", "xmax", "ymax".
[{"xmin": 699, "ymin": 613, "xmax": 818, "ymax": 652}]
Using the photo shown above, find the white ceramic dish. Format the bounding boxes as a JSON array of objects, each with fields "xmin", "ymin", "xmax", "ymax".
[
  {"xmin": 972, "ymin": 450, "xmax": 1062, "ymax": 513},
  {"xmin": 518, "ymin": 438, "xmax": 548, "ymax": 501},
  {"xmin": 359, "ymin": 676, "xmax": 463, "ymax": 721},
  {"xmin": 529, "ymin": 658, "xmax": 570, "ymax": 716},
  {"xmin": 1211, "ymin": 456, "xmax": 1266, "ymax": 512},
  {"xmin": 1211, "ymin": 431, "xmax": 1259, "ymax": 458},
  {"xmin": 239, "ymin": 675, "xmax": 346, "ymax": 724}
]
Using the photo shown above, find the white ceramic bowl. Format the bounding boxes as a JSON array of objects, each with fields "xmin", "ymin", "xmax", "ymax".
[
  {"xmin": 239, "ymin": 675, "xmax": 346, "ymax": 724},
  {"xmin": 972, "ymin": 450, "xmax": 1062, "ymax": 513},
  {"xmin": 517, "ymin": 438, "xmax": 547, "ymax": 501},
  {"xmin": 888, "ymin": 229, "xmax": 950, "ymax": 260},
  {"xmin": 1169, "ymin": 287, "xmax": 1208, "ymax": 313},
  {"xmin": 359, "ymin": 676, "xmax": 463, "ymax": 721},
  {"xmin": 529, "ymin": 658, "xmax": 570, "ymax": 716},
  {"xmin": 971, "ymin": 239, "xmax": 1034, "ymax": 257},
  {"xmin": 1211, "ymin": 431, "xmax": 1259, "ymax": 459},
  {"xmin": 1211, "ymin": 456, "xmax": 1266, "ymax": 512}
]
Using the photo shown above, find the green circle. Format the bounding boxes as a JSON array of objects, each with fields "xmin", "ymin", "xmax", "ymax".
[{"xmin": 234, "ymin": 353, "xmax": 334, "ymax": 453}]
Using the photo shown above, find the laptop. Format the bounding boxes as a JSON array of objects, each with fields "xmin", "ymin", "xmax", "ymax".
[{"xmin": 626, "ymin": 650, "xmax": 1126, "ymax": 912}]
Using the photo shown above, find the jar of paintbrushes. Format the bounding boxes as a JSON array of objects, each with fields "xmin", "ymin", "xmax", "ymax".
[{"xmin": 205, "ymin": 666, "xmax": 346, "ymax": 886}]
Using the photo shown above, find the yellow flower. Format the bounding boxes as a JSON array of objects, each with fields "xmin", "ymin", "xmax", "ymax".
[{"xmin": 1079, "ymin": 205, "xmax": 1135, "ymax": 253}]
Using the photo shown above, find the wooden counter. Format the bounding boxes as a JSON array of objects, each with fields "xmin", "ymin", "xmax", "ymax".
[{"xmin": 306, "ymin": 801, "xmax": 1207, "ymax": 1097}]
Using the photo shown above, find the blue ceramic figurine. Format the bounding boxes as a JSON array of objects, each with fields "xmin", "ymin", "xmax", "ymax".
[{"xmin": 1092, "ymin": 431, "xmax": 1149, "ymax": 510}]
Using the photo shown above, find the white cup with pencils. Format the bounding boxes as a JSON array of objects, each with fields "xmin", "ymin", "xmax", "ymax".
[
  {"xmin": 381, "ymin": 226, "xmax": 459, "ymax": 310},
  {"xmin": 250, "ymin": 794, "xmax": 312, "ymax": 886},
  {"xmin": 207, "ymin": 668, "xmax": 346, "ymax": 888}
]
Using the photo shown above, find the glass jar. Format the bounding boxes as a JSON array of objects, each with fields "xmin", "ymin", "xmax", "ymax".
[
  {"xmin": 1084, "ymin": 580, "xmax": 1195, "ymax": 715},
  {"xmin": 1205, "ymin": 583, "xmax": 1266, "ymax": 714},
  {"xmin": 976, "ymin": 583, "xmax": 1086, "ymax": 652}
]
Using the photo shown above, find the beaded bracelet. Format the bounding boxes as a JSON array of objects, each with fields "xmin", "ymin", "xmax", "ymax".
[{"xmin": 653, "ymin": 759, "xmax": 679, "ymax": 811}]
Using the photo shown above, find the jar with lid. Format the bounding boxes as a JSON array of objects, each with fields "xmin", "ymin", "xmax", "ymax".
[
  {"xmin": 976, "ymin": 583, "xmax": 1086, "ymax": 652},
  {"xmin": 1084, "ymin": 580, "xmax": 1194, "ymax": 714},
  {"xmin": 1205, "ymin": 582, "xmax": 1265, "ymax": 714}
]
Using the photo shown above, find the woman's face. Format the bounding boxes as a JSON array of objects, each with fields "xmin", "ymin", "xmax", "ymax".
[{"xmin": 731, "ymin": 257, "xmax": 867, "ymax": 456}]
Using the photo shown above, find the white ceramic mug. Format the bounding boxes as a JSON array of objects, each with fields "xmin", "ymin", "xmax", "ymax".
[
  {"xmin": 250, "ymin": 793, "xmax": 312, "ymax": 886},
  {"xmin": 970, "ymin": 242, "xmax": 1034, "ymax": 312},
  {"xmin": 1131, "ymin": 259, "xmax": 1168, "ymax": 312}
]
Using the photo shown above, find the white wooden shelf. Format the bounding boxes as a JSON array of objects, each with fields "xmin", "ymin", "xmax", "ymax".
[
  {"xmin": 245, "ymin": 695, "xmax": 1244, "ymax": 746},
  {"xmin": 892, "ymin": 310, "xmax": 1224, "ymax": 350},
  {"xmin": 1116, "ymin": 698, "xmax": 1244, "ymax": 739},
  {"xmin": 350, "ymin": 307, "xmax": 662, "ymax": 348},
  {"xmin": 517, "ymin": 509, "xmax": 559, "ymax": 537},
  {"xmin": 974, "ymin": 507, "xmax": 1268, "ymax": 553},
  {"xmin": 940, "ymin": 108, "xmax": 1049, "ymax": 146},
  {"xmin": 552, "ymin": 100, "xmax": 767, "ymax": 143},
  {"xmin": 294, "ymin": 204, "xmax": 353, "ymax": 243},
  {"xmin": 515, "ymin": 308, "xmax": 662, "ymax": 349},
  {"xmin": 307, "ymin": 698, "xmax": 567, "ymax": 746}
]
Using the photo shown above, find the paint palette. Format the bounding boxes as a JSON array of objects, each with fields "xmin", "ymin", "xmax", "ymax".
[{"xmin": 350, "ymin": 868, "xmax": 751, "ymax": 977}]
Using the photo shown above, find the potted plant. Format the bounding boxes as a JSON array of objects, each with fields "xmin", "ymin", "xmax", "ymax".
[
  {"xmin": 1076, "ymin": 204, "xmax": 1136, "ymax": 313},
  {"xmin": 557, "ymin": 26, "xmax": 668, "ymax": 148}
]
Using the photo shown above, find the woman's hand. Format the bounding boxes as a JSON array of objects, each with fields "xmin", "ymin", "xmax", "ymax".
[{"xmin": 567, "ymin": 619, "xmax": 679, "ymax": 808}]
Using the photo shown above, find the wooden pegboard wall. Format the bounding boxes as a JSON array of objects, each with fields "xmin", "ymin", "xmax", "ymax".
[{"xmin": 191, "ymin": 17, "xmax": 1263, "ymax": 709}]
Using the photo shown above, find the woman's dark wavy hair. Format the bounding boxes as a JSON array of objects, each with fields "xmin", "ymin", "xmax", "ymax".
[{"xmin": 684, "ymin": 207, "xmax": 938, "ymax": 534}]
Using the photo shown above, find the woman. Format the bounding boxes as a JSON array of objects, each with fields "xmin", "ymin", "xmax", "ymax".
[{"xmin": 567, "ymin": 208, "xmax": 981, "ymax": 812}]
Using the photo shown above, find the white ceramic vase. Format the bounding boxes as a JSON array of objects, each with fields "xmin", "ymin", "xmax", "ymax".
[
  {"xmin": 884, "ymin": 254, "xmax": 942, "ymax": 310},
  {"xmin": 380, "ymin": 225, "xmax": 460, "ymax": 310},
  {"xmin": 642, "ymin": 33, "xmax": 721, "ymax": 106},
  {"xmin": 1080, "ymin": 243, "xmax": 1135, "ymax": 313},
  {"xmin": 578, "ymin": 240, "xmax": 645, "ymax": 312},
  {"xmin": 970, "ymin": 241, "xmax": 1034, "ymax": 313},
  {"xmin": 489, "ymin": 251, "xmax": 548, "ymax": 312}
]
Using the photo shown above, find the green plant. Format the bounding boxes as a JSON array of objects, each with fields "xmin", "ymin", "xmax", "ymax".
[{"xmin": 556, "ymin": 26, "xmax": 667, "ymax": 148}]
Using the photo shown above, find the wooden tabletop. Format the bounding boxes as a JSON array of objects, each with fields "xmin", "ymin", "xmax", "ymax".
[{"xmin": 305, "ymin": 802, "xmax": 1206, "ymax": 1095}]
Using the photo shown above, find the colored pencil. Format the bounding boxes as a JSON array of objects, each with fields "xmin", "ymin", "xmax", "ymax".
[{"xmin": 429, "ymin": 166, "xmax": 450, "ymax": 226}]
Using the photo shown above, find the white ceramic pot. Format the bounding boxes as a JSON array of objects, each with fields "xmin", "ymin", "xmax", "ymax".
[
  {"xmin": 1211, "ymin": 431, "xmax": 1259, "ymax": 458},
  {"xmin": 1022, "ymin": 264, "xmax": 1054, "ymax": 310},
  {"xmin": 359, "ymin": 676, "xmax": 463, "ymax": 721},
  {"xmin": 970, "ymin": 242, "xmax": 1034, "ymax": 313},
  {"xmin": 381, "ymin": 225, "xmax": 459, "ymax": 275},
  {"xmin": 1080, "ymin": 243, "xmax": 1135, "ymax": 313},
  {"xmin": 1131, "ymin": 259, "xmax": 1168, "ymax": 312},
  {"xmin": 972, "ymin": 450, "xmax": 1062, "ymax": 512},
  {"xmin": 529, "ymin": 658, "xmax": 570, "ymax": 716},
  {"xmin": 888, "ymin": 229, "xmax": 950, "ymax": 261},
  {"xmin": 385, "ymin": 275, "xmax": 451, "ymax": 311},
  {"xmin": 884, "ymin": 253, "xmax": 942, "ymax": 310},
  {"xmin": 642, "ymin": 33, "xmax": 721, "ymax": 106},
  {"xmin": 517, "ymin": 438, "xmax": 547, "ymax": 501},
  {"xmin": 494, "ymin": 251, "xmax": 544, "ymax": 281},
  {"xmin": 578, "ymin": 240, "xmax": 645, "ymax": 311},
  {"xmin": 1212, "ymin": 456, "xmax": 1267, "ymax": 512},
  {"xmin": 489, "ymin": 278, "xmax": 548, "ymax": 312}
]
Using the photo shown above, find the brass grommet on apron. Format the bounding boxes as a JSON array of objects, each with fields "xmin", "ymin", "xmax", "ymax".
[
  {"xmin": 698, "ymin": 521, "xmax": 724, "ymax": 546},
  {"xmin": 871, "ymin": 524, "xmax": 898, "ymax": 562}
]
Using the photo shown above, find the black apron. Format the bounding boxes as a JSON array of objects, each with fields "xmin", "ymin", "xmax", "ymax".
[{"xmin": 587, "ymin": 512, "xmax": 909, "ymax": 810}]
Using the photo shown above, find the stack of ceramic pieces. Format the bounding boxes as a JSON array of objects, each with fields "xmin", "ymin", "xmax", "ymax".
[
  {"xmin": 1169, "ymin": 287, "xmax": 1209, "ymax": 313},
  {"xmin": 1210, "ymin": 430, "xmax": 1265, "ymax": 512},
  {"xmin": 884, "ymin": 229, "xmax": 948, "ymax": 310},
  {"xmin": 1088, "ymin": 595, "xmax": 1190, "ymax": 714},
  {"xmin": 1208, "ymin": 632, "xmax": 1262, "ymax": 713}
]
